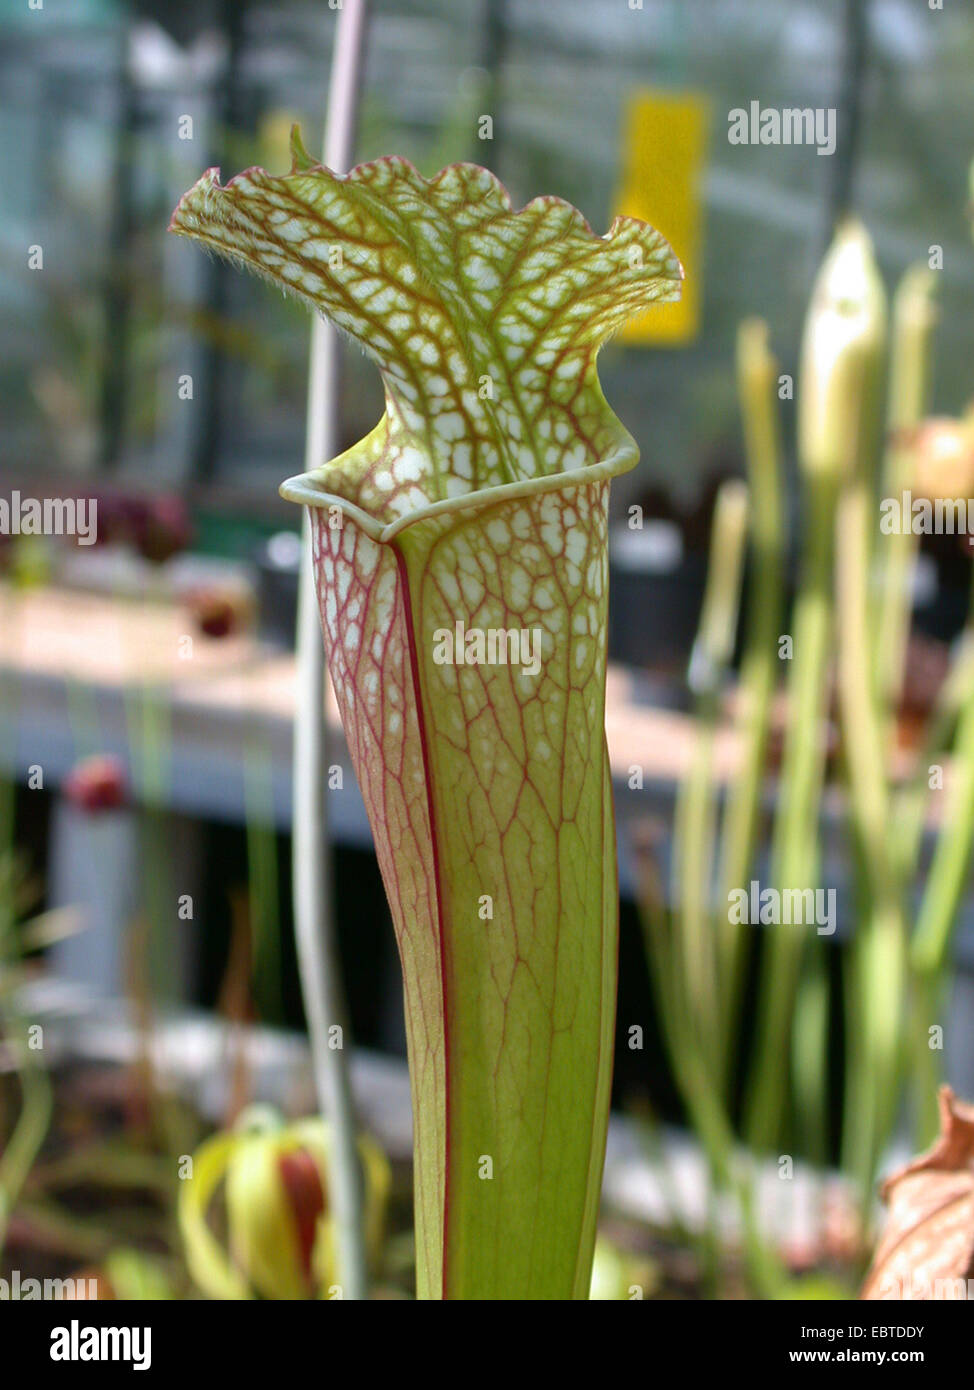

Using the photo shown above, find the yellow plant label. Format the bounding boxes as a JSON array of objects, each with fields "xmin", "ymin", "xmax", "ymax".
[{"xmin": 614, "ymin": 90, "xmax": 708, "ymax": 346}]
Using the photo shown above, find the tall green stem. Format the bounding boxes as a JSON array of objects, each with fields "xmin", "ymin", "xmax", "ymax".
[
  {"xmin": 745, "ymin": 223, "xmax": 885, "ymax": 1159},
  {"xmin": 874, "ymin": 266, "xmax": 937, "ymax": 713},
  {"xmin": 717, "ymin": 321, "xmax": 785, "ymax": 1090},
  {"xmin": 674, "ymin": 481, "xmax": 748, "ymax": 1078},
  {"xmin": 908, "ymin": 588, "xmax": 974, "ymax": 1142},
  {"xmin": 744, "ymin": 472, "xmax": 836, "ymax": 1154},
  {"xmin": 0, "ymin": 637, "xmax": 53, "ymax": 1257},
  {"xmin": 837, "ymin": 476, "xmax": 906, "ymax": 1202}
]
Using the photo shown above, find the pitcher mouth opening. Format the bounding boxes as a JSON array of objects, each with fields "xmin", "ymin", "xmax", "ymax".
[{"xmin": 280, "ymin": 435, "xmax": 639, "ymax": 545}]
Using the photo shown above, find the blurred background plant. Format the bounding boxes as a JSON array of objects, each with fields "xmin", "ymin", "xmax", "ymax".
[
  {"xmin": 631, "ymin": 180, "xmax": 974, "ymax": 1296},
  {"xmin": 178, "ymin": 1107, "xmax": 390, "ymax": 1300}
]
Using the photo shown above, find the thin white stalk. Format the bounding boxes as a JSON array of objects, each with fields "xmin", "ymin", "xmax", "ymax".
[{"xmin": 293, "ymin": 0, "xmax": 369, "ymax": 1301}]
